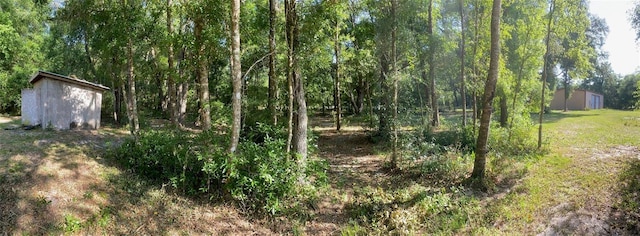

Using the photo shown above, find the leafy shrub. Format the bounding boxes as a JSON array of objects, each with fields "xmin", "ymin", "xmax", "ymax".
[
  {"xmin": 227, "ymin": 138, "xmax": 295, "ymax": 214},
  {"xmin": 110, "ymin": 123, "xmax": 327, "ymax": 215},
  {"xmin": 488, "ymin": 119, "xmax": 541, "ymax": 158},
  {"xmin": 111, "ymin": 130, "xmax": 222, "ymax": 194},
  {"xmin": 421, "ymin": 126, "xmax": 476, "ymax": 153}
]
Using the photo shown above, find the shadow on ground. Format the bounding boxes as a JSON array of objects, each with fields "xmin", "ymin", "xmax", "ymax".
[
  {"xmin": 0, "ymin": 127, "xmax": 273, "ymax": 235},
  {"xmin": 609, "ymin": 158, "xmax": 640, "ymax": 233}
]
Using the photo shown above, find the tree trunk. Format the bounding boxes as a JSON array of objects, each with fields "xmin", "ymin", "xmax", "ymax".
[
  {"xmin": 293, "ymin": 69, "xmax": 308, "ymax": 162},
  {"xmin": 471, "ymin": 0, "xmax": 501, "ymax": 185},
  {"xmin": 563, "ymin": 72, "xmax": 569, "ymax": 112},
  {"xmin": 126, "ymin": 38, "xmax": 140, "ymax": 135},
  {"xmin": 285, "ymin": 0, "xmax": 296, "ymax": 154},
  {"xmin": 500, "ymin": 92, "xmax": 508, "ymax": 127},
  {"xmin": 177, "ymin": 47, "xmax": 188, "ymax": 124},
  {"xmin": 194, "ymin": 18, "xmax": 211, "ymax": 131},
  {"xmin": 166, "ymin": 0, "xmax": 177, "ymax": 124},
  {"xmin": 459, "ymin": 0, "xmax": 467, "ymax": 127},
  {"xmin": 113, "ymin": 84, "xmax": 123, "ymax": 125},
  {"xmin": 428, "ymin": 0, "xmax": 439, "ymax": 127},
  {"xmin": 230, "ymin": 0, "xmax": 242, "ymax": 153},
  {"xmin": 286, "ymin": 0, "xmax": 308, "ymax": 168},
  {"xmin": 334, "ymin": 17, "xmax": 342, "ymax": 131},
  {"xmin": 177, "ymin": 82, "xmax": 188, "ymax": 123},
  {"xmin": 420, "ymin": 55, "xmax": 429, "ymax": 124},
  {"xmin": 538, "ymin": 0, "xmax": 555, "ymax": 149},
  {"xmin": 471, "ymin": 0, "xmax": 480, "ymax": 133},
  {"xmin": 391, "ymin": 0, "xmax": 399, "ymax": 169},
  {"xmin": 356, "ymin": 78, "xmax": 365, "ymax": 114},
  {"xmin": 268, "ymin": 0, "xmax": 278, "ymax": 126}
]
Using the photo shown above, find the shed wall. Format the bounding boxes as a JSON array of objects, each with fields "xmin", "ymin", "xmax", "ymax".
[
  {"xmin": 550, "ymin": 89, "xmax": 587, "ymax": 110},
  {"xmin": 549, "ymin": 89, "xmax": 604, "ymax": 110},
  {"xmin": 39, "ymin": 79, "xmax": 103, "ymax": 130},
  {"xmin": 21, "ymin": 89, "xmax": 39, "ymax": 125}
]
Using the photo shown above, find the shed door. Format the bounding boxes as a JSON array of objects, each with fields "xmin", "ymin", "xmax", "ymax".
[{"xmin": 591, "ymin": 95, "xmax": 600, "ymax": 109}]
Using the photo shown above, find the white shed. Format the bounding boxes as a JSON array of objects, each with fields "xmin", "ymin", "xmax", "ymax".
[{"xmin": 21, "ymin": 71, "xmax": 110, "ymax": 130}]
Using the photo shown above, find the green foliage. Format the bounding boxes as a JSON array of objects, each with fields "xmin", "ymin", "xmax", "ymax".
[
  {"xmin": 62, "ymin": 214, "xmax": 83, "ymax": 233},
  {"xmin": 347, "ymin": 185, "xmax": 480, "ymax": 234},
  {"xmin": 489, "ymin": 117, "xmax": 541, "ymax": 158},
  {"xmin": 110, "ymin": 124, "xmax": 327, "ymax": 215},
  {"xmin": 424, "ymin": 126, "xmax": 476, "ymax": 153},
  {"xmin": 111, "ymin": 130, "xmax": 222, "ymax": 194},
  {"xmin": 227, "ymin": 138, "xmax": 295, "ymax": 214}
]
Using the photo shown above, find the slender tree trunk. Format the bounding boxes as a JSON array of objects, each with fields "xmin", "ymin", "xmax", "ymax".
[
  {"xmin": 356, "ymin": 78, "xmax": 365, "ymax": 114},
  {"xmin": 194, "ymin": 18, "xmax": 211, "ymax": 131},
  {"xmin": 126, "ymin": 38, "xmax": 140, "ymax": 135},
  {"xmin": 539, "ymin": 0, "xmax": 555, "ymax": 149},
  {"xmin": 82, "ymin": 31, "xmax": 98, "ymax": 81},
  {"xmin": 177, "ymin": 48, "xmax": 188, "ymax": 123},
  {"xmin": 420, "ymin": 56, "xmax": 429, "ymax": 124},
  {"xmin": 334, "ymin": 17, "xmax": 342, "ymax": 131},
  {"xmin": 471, "ymin": 0, "xmax": 480, "ymax": 133},
  {"xmin": 230, "ymin": 0, "xmax": 242, "ymax": 153},
  {"xmin": 268, "ymin": 0, "xmax": 278, "ymax": 126},
  {"xmin": 563, "ymin": 73, "xmax": 569, "ymax": 112},
  {"xmin": 286, "ymin": 0, "xmax": 308, "ymax": 169},
  {"xmin": 285, "ymin": 0, "xmax": 296, "ymax": 154},
  {"xmin": 428, "ymin": 0, "xmax": 439, "ymax": 127},
  {"xmin": 459, "ymin": 0, "xmax": 467, "ymax": 127},
  {"xmin": 177, "ymin": 82, "xmax": 188, "ymax": 123},
  {"xmin": 471, "ymin": 0, "xmax": 501, "ymax": 185},
  {"xmin": 500, "ymin": 92, "xmax": 508, "ymax": 127},
  {"xmin": 150, "ymin": 48, "xmax": 164, "ymax": 112},
  {"xmin": 391, "ymin": 0, "xmax": 399, "ymax": 169},
  {"xmin": 167, "ymin": 0, "xmax": 177, "ymax": 124},
  {"xmin": 378, "ymin": 58, "xmax": 390, "ymax": 139}
]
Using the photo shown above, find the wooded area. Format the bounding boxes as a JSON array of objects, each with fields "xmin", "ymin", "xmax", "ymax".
[{"xmin": 3, "ymin": 0, "xmax": 640, "ymax": 233}]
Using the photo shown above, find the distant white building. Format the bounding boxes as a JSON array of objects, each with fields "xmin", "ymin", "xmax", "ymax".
[{"xmin": 21, "ymin": 71, "xmax": 110, "ymax": 130}]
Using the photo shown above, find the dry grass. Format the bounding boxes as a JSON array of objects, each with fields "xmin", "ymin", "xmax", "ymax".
[{"xmin": 0, "ymin": 118, "xmax": 275, "ymax": 235}]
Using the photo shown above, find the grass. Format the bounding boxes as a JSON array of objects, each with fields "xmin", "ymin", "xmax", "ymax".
[
  {"xmin": 2, "ymin": 109, "xmax": 640, "ymax": 234},
  {"xmin": 337, "ymin": 109, "xmax": 640, "ymax": 234},
  {"xmin": 478, "ymin": 110, "xmax": 640, "ymax": 234}
]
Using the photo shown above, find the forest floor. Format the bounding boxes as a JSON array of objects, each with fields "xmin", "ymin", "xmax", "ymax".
[
  {"xmin": 1, "ymin": 110, "xmax": 639, "ymax": 234},
  {"xmin": 304, "ymin": 115, "xmax": 387, "ymax": 234}
]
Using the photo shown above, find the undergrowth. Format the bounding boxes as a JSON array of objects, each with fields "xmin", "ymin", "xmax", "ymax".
[
  {"xmin": 109, "ymin": 123, "xmax": 328, "ymax": 216},
  {"xmin": 349, "ymin": 114, "xmax": 543, "ymax": 234}
]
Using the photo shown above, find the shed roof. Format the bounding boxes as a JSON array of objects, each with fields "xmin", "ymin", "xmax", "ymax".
[
  {"xmin": 555, "ymin": 88, "xmax": 603, "ymax": 97},
  {"xmin": 29, "ymin": 71, "xmax": 110, "ymax": 92}
]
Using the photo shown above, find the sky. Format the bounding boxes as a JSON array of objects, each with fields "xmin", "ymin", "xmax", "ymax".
[{"xmin": 589, "ymin": 0, "xmax": 639, "ymax": 75}]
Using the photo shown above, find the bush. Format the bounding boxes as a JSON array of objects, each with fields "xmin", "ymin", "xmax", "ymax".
[
  {"xmin": 110, "ymin": 123, "xmax": 327, "ymax": 215},
  {"xmin": 421, "ymin": 126, "xmax": 476, "ymax": 154},
  {"xmin": 227, "ymin": 138, "xmax": 296, "ymax": 214},
  {"xmin": 488, "ymin": 119, "xmax": 540, "ymax": 158}
]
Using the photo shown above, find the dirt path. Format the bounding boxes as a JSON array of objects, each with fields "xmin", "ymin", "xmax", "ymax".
[{"xmin": 304, "ymin": 117, "xmax": 388, "ymax": 234}]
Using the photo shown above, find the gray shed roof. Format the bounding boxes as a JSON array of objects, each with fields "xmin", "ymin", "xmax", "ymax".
[{"xmin": 29, "ymin": 71, "xmax": 110, "ymax": 92}]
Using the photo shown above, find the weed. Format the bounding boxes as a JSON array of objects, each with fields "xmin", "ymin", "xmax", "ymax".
[
  {"xmin": 62, "ymin": 214, "xmax": 83, "ymax": 232},
  {"xmin": 34, "ymin": 195, "xmax": 51, "ymax": 208}
]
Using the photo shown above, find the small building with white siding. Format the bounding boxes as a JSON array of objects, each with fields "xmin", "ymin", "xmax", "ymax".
[{"xmin": 21, "ymin": 71, "xmax": 109, "ymax": 130}]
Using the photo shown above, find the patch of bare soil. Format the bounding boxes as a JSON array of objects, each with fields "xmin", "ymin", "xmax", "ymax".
[{"xmin": 304, "ymin": 116, "xmax": 388, "ymax": 235}]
